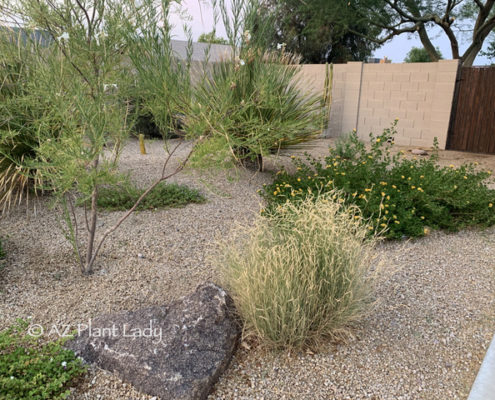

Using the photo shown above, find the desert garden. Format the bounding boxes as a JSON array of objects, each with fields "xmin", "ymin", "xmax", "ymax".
[{"xmin": 1, "ymin": 0, "xmax": 495, "ymax": 399}]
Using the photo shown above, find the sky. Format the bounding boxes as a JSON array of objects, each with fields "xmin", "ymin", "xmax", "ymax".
[{"xmin": 169, "ymin": 0, "xmax": 492, "ymax": 65}]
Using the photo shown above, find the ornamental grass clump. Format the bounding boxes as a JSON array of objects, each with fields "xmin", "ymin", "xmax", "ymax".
[
  {"xmin": 263, "ymin": 121, "xmax": 495, "ymax": 239},
  {"xmin": 220, "ymin": 192, "xmax": 377, "ymax": 350}
]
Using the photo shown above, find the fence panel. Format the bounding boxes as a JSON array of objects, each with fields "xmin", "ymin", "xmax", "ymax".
[{"xmin": 447, "ymin": 67, "xmax": 495, "ymax": 153}]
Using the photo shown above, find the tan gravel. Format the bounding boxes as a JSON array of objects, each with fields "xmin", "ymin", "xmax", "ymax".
[{"xmin": 0, "ymin": 138, "xmax": 494, "ymax": 400}]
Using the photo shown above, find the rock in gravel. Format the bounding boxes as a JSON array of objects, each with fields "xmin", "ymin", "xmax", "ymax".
[
  {"xmin": 411, "ymin": 148, "xmax": 428, "ymax": 155},
  {"xmin": 67, "ymin": 283, "xmax": 240, "ymax": 400}
]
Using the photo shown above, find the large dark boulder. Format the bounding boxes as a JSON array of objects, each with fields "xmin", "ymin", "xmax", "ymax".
[{"xmin": 67, "ymin": 283, "xmax": 240, "ymax": 400}]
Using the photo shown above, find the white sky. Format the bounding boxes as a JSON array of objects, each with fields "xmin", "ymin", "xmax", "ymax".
[{"xmin": 169, "ymin": 0, "xmax": 491, "ymax": 65}]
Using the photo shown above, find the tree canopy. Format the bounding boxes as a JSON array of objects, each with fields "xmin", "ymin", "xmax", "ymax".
[
  {"xmin": 346, "ymin": 0, "xmax": 495, "ymax": 66},
  {"xmin": 198, "ymin": 30, "xmax": 228, "ymax": 45},
  {"xmin": 404, "ymin": 46, "xmax": 443, "ymax": 62},
  {"xmin": 263, "ymin": 0, "xmax": 381, "ymax": 63}
]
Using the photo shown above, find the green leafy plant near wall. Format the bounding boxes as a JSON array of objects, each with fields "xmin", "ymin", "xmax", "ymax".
[
  {"xmin": 183, "ymin": 0, "xmax": 324, "ymax": 170},
  {"xmin": 262, "ymin": 121, "xmax": 495, "ymax": 239},
  {"xmin": 0, "ymin": 320, "xmax": 85, "ymax": 400}
]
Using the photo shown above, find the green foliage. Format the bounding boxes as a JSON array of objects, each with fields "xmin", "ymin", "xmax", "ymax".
[
  {"xmin": 0, "ymin": 28, "xmax": 64, "ymax": 211},
  {"xmin": 124, "ymin": 0, "xmax": 192, "ymax": 139},
  {"xmin": 262, "ymin": 121, "xmax": 495, "ymax": 239},
  {"xmin": 184, "ymin": 0, "xmax": 324, "ymax": 167},
  {"xmin": 265, "ymin": 0, "xmax": 380, "ymax": 63},
  {"xmin": 404, "ymin": 46, "xmax": 443, "ymax": 62},
  {"xmin": 198, "ymin": 31, "xmax": 228, "ymax": 45},
  {"xmin": 94, "ymin": 181, "xmax": 205, "ymax": 211},
  {"xmin": 220, "ymin": 193, "xmax": 376, "ymax": 350},
  {"xmin": 0, "ymin": 320, "xmax": 85, "ymax": 400}
]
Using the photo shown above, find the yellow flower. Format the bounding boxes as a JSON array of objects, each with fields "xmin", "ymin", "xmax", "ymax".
[
  {"xmin": 489, "ymin": 203, "xmax": 493, "ymax": 208},
  {"xmin": 386, "ymin": 195, "xmax": 390, "ymax": 200},
  {"xmin": 314, "ymin": 173, "xmax": 318, "ymax": 177},
  {"xmin": 340, "ymin": 172, "xmax": 346, "ymax": 176},
  {"xmin": 368, "ymin": 155, "xmax": 373, "ymax": 159},
  {"xmin": 290, "ymin": 155, "xmax": 295, "ymax": 159},
  {"xmin": 273, "ymin": 191, "xmax": 278, "ymax": 195},
  {"xmin": 454, "ymin": 185, "xmax": 458, "ymax": 189},
  {"xmin": 362, "ymin": 161, "xmax": 367, "ymax": 165},
  {"xmin": 385, "ymin": 204, "xmax": 389, "ymax": 208},
  {"xmin": 291, "ymin": 191, "xmax": 295, "ymax": 197},
  {"xmin": 297, "ymin": 167, "xmax": 302, "ymax": 171},
  {"xmin": 352, "ymin": 192, "xmax": 357, "ymax": 197},
  {"xmin": 380, "ymin": 204, "xmax": 384, "ymax": 210},
  {"xmin": 353, "ymin": 128, "xmax": 357, "ymax": 132},
  {"xmin": 333, "ymin": 162, "xmax": 339, "ymax": 167},
  {"xmin": 417, "ymin": 187, "xmax": 423, "ymax": 192},
  {"xmin": 308, "ymin": 176, "xmax": 312, "ymax": 179},
  {"xmin": 395, "ymin": 117, "xmax": 399, "ymax": 121},
  {"xmin": 393, "ymin": 215, "xmax": 397, "ymax": 219},
  {"xmin": 401, "ymin": 175, "xmax": 405, "ymax": 179},
  {"xmin": 284, "ymin": 184, "xmax": 291, "ymax": 188},
  {"xmin": 365, "ymin": 188, "xmax": 372, "ymax": 192},
  {"xmin": 420, "ymin": 175, "xmax": 424, "ymax": 179},
  {"xmin": 380, "ymin": 181, "xmax": 387, "ymax": 186},
  {"xmin": 411, "ymin": 186, "xmax": 416, "ymax": 189},
  {"xmin": 449, "ymin": 164, "xmax": 455, "ymax": 168},
  {"xmin": 368, "ymin": 226, "xmax": 374, "ymax": 230},
  {"xmin": 354, "ymin": 215, "xmax": 360, "ymax": 220},
  {"xmin": 380, "ymin": 223, "xmax": 387, "ymax": 227},
  {"xmin": 408, "ymin": 177, "xmax": 412, "ymax": 181},
  {"xmin": 464, "ymin": 176, "xmax": 467, "ymax": 180},
  {"xmin": 376, "ymin": 138, "xmax": 381, "ymax": 143},
  {"xmin": 297, "ymin": 178, "xmax": 301, "ymax": 182},
  {"xmin": 474, "ymin": 162, "xmax": 479, "ymax": 165},
  {"xmin": 385, "ymin": 210, "xmax": 389, "ymax": 215},
  {"xmin": 424, "ymin": 227, "xmax": 430, "ymax": 235},
  {"xmin": 420, "ymin": 216, "xmax": 425, "ymax": 219},
  {"xmin": 381, "ymin": 192, "xmax": 386, "ymax": 197},
  {"xmin": 338, "ymin": 198, "xmax": 345, "ymax": 203},
  {"xmin": 410, "ymin": 165, "xmax": 414, "ymax": 169},
  {"xmin": 394, "ymin": 220, "xmax": 400, "ymax": 224},
  {"xmin": 392, "ymin": 185, "xmax": 397, "ymax": 189}
]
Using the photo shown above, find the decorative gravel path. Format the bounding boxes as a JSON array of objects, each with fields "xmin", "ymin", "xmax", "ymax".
[{"xmin": 0, "ymin": 138, "xmax": 494, "ymax": 399}]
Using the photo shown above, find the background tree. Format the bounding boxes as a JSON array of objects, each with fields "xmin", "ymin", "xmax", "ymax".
[
  {"xmin": 198, "ymin": 30, "xmax": 228, "ymax": 44},
  {"xmin": 346, "ymin": 0, "xmax": 495, "ymax": 66},
  {"xmin": 404, "ymin": 46, "xmax": 443, "ymax": 62},
  {"xmin": 264, "ymin": 0, "xmax": 381, "ymax": 63}
]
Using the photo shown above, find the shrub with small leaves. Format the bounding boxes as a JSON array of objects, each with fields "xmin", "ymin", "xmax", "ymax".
[
  {"xmin": 94, "ymin": 180, "xmax": 205, "ymax": 211},
  {"xmin": 0, "ymin": 319, "xmax": 85, "ymax": 400},
  {"xmin": 262, "ymin": 120, "xmax": 495, "ymax": 239}
]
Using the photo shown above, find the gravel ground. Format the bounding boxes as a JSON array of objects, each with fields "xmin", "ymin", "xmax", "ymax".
[{"xmin": 0, "ymin": 138, "xmax": 494, "ymax": 400}]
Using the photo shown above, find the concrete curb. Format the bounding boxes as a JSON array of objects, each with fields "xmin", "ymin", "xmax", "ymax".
[{"xmin": 467, "ymin": 333, "xmax": 495, "ymax": 400}]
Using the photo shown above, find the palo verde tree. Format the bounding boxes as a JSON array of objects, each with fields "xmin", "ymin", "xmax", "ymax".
[
  {"xmin": 1, "ymin": 0, "xmax": 195, "ymax": 274},
  {"xmin": 345, "ymin": 0, "xmax": 495, "ymax": 66}
]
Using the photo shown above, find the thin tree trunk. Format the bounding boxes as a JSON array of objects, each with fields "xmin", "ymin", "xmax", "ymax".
[{"xmin": 84, "ymin": 158, "xmax": 99, "ymax": 274}]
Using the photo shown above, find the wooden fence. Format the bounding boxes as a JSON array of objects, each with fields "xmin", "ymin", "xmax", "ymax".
[{"xmin": 447, "ymin": 66, "xmax": 495, "ymax": 154}]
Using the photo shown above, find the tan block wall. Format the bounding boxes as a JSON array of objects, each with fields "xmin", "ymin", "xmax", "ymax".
[{"xmin": 300, "ymin": 60, "xmax": 459, "ymax": 149}]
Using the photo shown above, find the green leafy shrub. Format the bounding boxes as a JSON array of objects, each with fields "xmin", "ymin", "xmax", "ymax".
[
  {"xmin": 183, "ymin": 0, "xmax": 323, "ymax": 169},
  {"xmin": 0, "ymin": 29, "xmax": 64, "ymax": 211},
  {"xmin": 0, "ymin": 320, "xmax": 85, "ymax": 400},
  {"xmin": 95, "ymin": 181, "xmax": 205, "ymax": 211},
  {"xmin": 220, "ymin": 193, "xmax": 377, "ymax": 350},
  {"xmin": 262, "ymin": 121, "xmax": 495, "ymax": 239}
]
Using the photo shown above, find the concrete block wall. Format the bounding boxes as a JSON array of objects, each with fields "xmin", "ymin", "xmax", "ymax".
[{"xmin": 300, "ymin": 59, "xmax": 459, "ymax": 149}]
